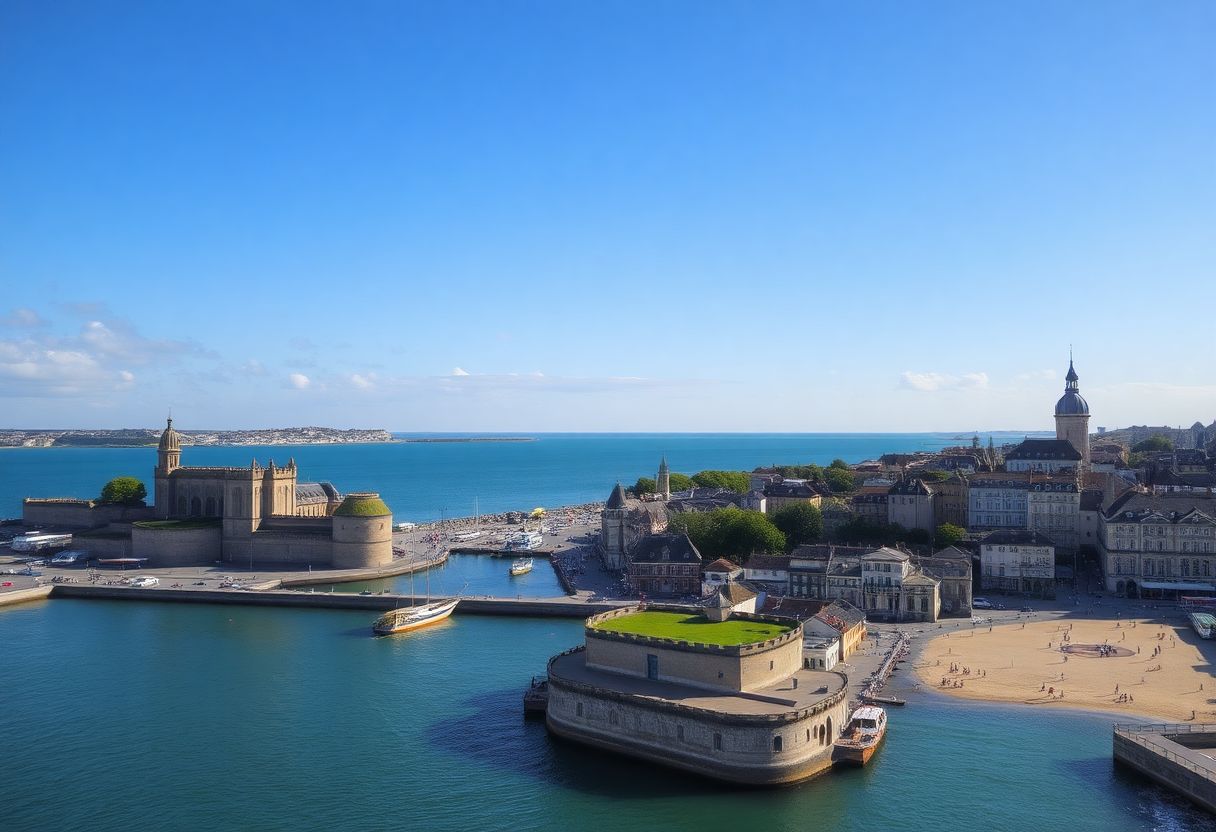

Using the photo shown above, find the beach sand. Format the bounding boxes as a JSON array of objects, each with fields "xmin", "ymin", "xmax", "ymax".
[{"xmin": 913, "ymin": 617, "xmax": 1216, "ymax": 722}]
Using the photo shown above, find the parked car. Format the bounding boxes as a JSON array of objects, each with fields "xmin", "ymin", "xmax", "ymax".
[{"xmin": 973, "ymin": 598, "xmax": 994, "ymax": 609}]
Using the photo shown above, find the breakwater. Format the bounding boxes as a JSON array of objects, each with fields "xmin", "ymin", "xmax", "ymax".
[{"xmin": 48, "ymin": 583, "xmax": 623, "ymax": 618}]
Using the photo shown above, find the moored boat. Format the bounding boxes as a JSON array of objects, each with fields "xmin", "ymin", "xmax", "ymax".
[
  {"xmin": 372, "ymin": 598, "xmax": 459, "ymax": 636},
  {"xmin": 833, "ymin": 706, "xmax": 886, "ymax": 766},
  {"xmin": 509, "ymin": 557, "xmax": 534, "ymax": 576}
]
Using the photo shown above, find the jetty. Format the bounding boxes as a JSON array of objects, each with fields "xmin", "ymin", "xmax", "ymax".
[{"xmin": 1114, "ymin": 723, "xmax": 1216, "ymax": 813}]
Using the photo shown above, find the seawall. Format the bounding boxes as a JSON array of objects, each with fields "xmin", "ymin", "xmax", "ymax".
[
  {"xmin": 0, "ymin": 585, "xmax": 54, "ymax": 608},
  {"xmin": 47, "ymin": 584, "xmax": 622, "ymax": 618}
]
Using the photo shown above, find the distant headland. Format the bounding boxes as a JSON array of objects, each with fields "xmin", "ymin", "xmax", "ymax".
[{"xmin": 0, "ymin": 427, "xmax": 395, "ymax": 448}]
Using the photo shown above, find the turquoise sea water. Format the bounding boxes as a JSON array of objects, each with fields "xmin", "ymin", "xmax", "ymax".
[
  {"xmin": 1, "ymin": 599, "xmax": 1210, "ymax": 832},
  {"xmin": 0, "ymin": 431, "xmax": 1044, "ymax": 520}
]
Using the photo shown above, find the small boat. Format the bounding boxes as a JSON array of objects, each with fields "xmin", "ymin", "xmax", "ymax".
[
  {"xmin": 509, "ymin": 557, "xmax": 534, "ymax": 576},
  {"xmin": 834, "ymin": 706, "xmax": 887, "ymax": 766},
  {"xmin": 862, "ymin": 694, "xmax": 906, "ymax": 707},
  {"xmin": 522, "ymin": 676, "xmax": 549, "ymax": 716},
  {"xmin": 372, "ymin": 598, "xmax": 459, "ymax": 636}
]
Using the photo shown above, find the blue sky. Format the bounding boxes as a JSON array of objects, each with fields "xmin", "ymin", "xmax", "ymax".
[{"xmin": 1, "ymin": 1, "xmax": 1213, "ymax": 431}]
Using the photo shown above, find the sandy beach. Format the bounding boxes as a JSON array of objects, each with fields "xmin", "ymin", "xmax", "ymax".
[{"xmin": 913, "ymin": 616, "xmax": 1216, "ymax": 722}]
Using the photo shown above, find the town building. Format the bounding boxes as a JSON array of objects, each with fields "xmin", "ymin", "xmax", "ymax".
[
  {"xmin": 968, "ymin": 477, "xmax": 1029, "ymax": 531},
  {"xmin": 932, "ymin": 473, "xmax": 969, "ymax": 530},
  {"xmin": 545, "ymin": 605, "xmax": 851, "ymax": 785},
  {"xmin": 742, "ymin": 554, "xmax": 790, "ymax": 590},
  {"xmin": 917, "ymin": 546, "xmax": 973, "ymax": 616},
  {"xmin": 852, "ymin": 492, "xmax": 889, "ymax": 523},
  {"xmin": 626, "ymin": 533, "xmax": 703, "ymax": 597},
  {"xmin": 763, "ymin": 480, "xmax": 824, "ymax": 514},
  {"xmin": 979, "ymin": 530, "xmax": 1056, "ymax": 598},
  {"xmin": 1004, "ymin": 439, "xmax": 1083, "ymax": 474},
  {"xmin": 886, "ymin": 478, "xmax": 936, "ymax": 534},
  {"xmin": 1099, "ymin": 492, "xmax": 1216, "ymax": 598},
  {"xmin": 23, "ymin": 417, "xmax": 392, "ymax": 569},
  {"xmin": 1027, "ymin": 479, "xmax": 1081, "ymax": 548},
  {"xmin": 701, "ymin": 557, "xmax": 743, "ymax": 596},
  {"xmin": 806, "ymin": 600, "xmax": 867, "ymax": 658}
]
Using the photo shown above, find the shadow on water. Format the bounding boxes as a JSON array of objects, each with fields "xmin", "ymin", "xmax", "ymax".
[
  {"xmin": 1108, "ymin": 762, "xmax": 1216, "ymax": 832},
  {"xmin": 426, "ymin": 688, "xmax": 750, "ymax": 799}
]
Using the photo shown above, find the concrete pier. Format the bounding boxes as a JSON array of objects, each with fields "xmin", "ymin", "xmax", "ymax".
[
  {"xmin": 1113, "ymin": 723, "xmax": 1216, "ymax": 813},
  {"xmin": 46, "ymin": 583, "xmax": 625, "ymax": 618}
]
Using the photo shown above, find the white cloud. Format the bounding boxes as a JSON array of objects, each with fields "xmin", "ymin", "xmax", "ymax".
[
  {"xmin": 119, "ymin": 370, "xmax": 135, "ymax": 383},
  {"xmin": 451, "ymin": 367, "xmax": 470, "ymax": 376},
  {"xmin": 350, "ymin": 373, "xmax": 374, "ymax": 390},
  {"xmin": 288, "ymin": 373, "xmax": 311, "ymax": 390},
  {"xmin": 900, "ymin": 371, "xmax": 989, "ymax": 392}
]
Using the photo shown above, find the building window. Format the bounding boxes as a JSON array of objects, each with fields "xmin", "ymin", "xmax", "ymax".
[
  {"xmin": 713, "ymin": 733, "xmax": 722, "ymax": 751},
  {"xmin": 677, "ymin": 725, "xmax": 684, "ymax": 741},
  {"xmin": 576, "ymin": 702, "xmax": 583, "ymax": 717},
  {"xmin": 609, "ymin": 711, "xmax": 619, "ymax": 726},
  {"xmin": 773, "ymin": 736, "xmax": 783, "ymax": 752}
]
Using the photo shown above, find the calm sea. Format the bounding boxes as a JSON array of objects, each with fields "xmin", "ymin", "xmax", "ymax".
[
  {"xmin": 0, "ymin": 431, "xmax": 1044, "ymax": 520},
  {"xmin": 1, "ymin": 600, "xmax": 1208, "ymax": 832}
]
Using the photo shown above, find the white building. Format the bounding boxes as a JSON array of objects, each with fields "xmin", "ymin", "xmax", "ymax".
[{"xmin": 979, "ymin": 530, "xmax": 1056, "ymax": 597}]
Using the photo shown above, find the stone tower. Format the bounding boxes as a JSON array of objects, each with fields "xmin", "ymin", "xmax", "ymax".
[
  {"xmin": 600, "ymin": 483, "xmax": 629, "ymax": 571},
  {"xmin": 1054, "ymin": 358, "xmax": 1090, "ymax": 468},
  {"xmin": 657, "ymin": 457, "xmax": 671, "ymax": 499},
  {"xmin": 153, "ymin": 416, "xmax": 181, "ymax": 518}
]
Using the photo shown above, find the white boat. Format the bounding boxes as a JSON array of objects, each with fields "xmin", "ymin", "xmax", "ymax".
[
  {"xmin": 1191, "ymin": 612, "xmax": 1216, "ymax": 640},
  {"xmin": 504, "ymin": 531, "xmax": 543, "ymax": 551},
  {"xmin": 509, "ymin": 558, "xmax": 534, "ymax": 576},
  {"xmin": 451, "ymin": 531, "xmax": 485, "ymax": 542},
  {"xmin": 373, "ymin": 598, "xmax": 459, "ymax": 635},
  {"xmin": 11, "ymin": 532, "xmax": 73, "ymax": 552},
  {"xmin": 128, "ymin": 576, "xmax": 160, "ymax": 588},
  {"xmin": 834, "ymin": 706, "xmax": 887, "ymax": 766},
  {"xmin": 50, "ymin": 550, "xmax": 87, "ymax": 565}
]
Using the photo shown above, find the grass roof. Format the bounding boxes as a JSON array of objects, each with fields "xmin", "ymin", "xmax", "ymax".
[
  {"xmin": 591, "ymin": 610, "xmax": 793, "ymax": 646},
  {"xmin": 334, "ymin": 494, "xmax": 391, "ymax": 517}
]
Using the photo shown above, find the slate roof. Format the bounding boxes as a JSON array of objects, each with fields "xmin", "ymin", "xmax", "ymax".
[
  {"xmin": 932, "ymin": 546, "xmax": 971, "ymax": 560},
  {"xmin": 1104, "ymin": 492, "xmax": 1216, "ymax": 524},
  {"xmin": 980, "ymin": 529, "xmax": 1056, "ymax": 547},
  {"xmin": 629, "ymin": 533, "xmax": 702, "ymax": 564},
  {"xmin": 889, "ymin": 478, "xmax": 933, "ymax": 496},
  {"xmin": 861, "ymin": 547, "xmax": 910, "ymax": 562},
  {"xmin": 745, "ymin": 555, "xmax": 791, "ymax": 572},
  {"xmin": 606, "ymin": 483, "xmax": 628, "ymax": 509},
  {"xmin": 815, "ymin": 600, "xmax": 866, "ymax": 632},
  {"xmin": 1005, "ymin": 439, "xmax": 1082, "ymax": 462},
  {"xmin": 764, "ymin": 480, "xmax": 823, "ymax": 499},
  {"xmin": 1080, "ymin": 489, "xmax": 1104, "ymax": 512},
  {"xmin": 711, "ymin": 582, "xmax": 759, "ymax": 606},
  {"xmin": 295, "ymin": 482, "xmax": 338, "ymax": 505}
]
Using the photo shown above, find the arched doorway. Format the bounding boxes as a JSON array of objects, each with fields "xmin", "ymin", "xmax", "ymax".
[
  {"xmin": 190, "ymin": 496, "xmax": 202, "ymax": 516},
  {"xmin": 1126, "ymin": 581, "xmax": 1138, "ymax": 599},
  {"xmin": 826, "ymin": 716, "xmax": 833, "ymax": 743},
  {"xmin": 205, "ymin": 497, "xmax": 216, "ymax": 516}
]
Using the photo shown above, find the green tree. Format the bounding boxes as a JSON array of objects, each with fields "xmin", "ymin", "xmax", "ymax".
[
  {"xmin": 668, "ymin": 508, "xmax": 785, "ymax": 561},
  {"xmin": 904, "ymin": 528, "xmax": 931, "ymax": 545},
  {"xmin": 824, "ymin": 468, "xmax": 856, "ymax": 493},
  {"xmin": 832, "ymin": 517, "xmax": 903, "ymax": 546},
  {"xmin": 99, "ymin": 476, "xmax": 147, "ymax": 506},
  {"xmin": 935, "ymin": 523, "xmax": 966, "ymax": 547},
  {"xmin": 1131, "ymin": 436, "xmax": 1173, "ymax": 454},
  {"xmin": 668, "ymin": 472, "xmax": 693, "ymax": 492},
  {"xmin": 828, "ymin": 458, "xmax": 850, "ymax": 470},
  {"xmin": 772, "ymin": 502, "xmax": 823, "ymax": 550},
  {"xmin": 691, "ymin": 470, "xmax": 751, "ymax": 493},
  {"xmin": 632, "ymin": 477, "xmax": 656, "ymax": 496},
  {"xmin": 919, "ymin": 470, "xmax": 950, "ymax": 483}
]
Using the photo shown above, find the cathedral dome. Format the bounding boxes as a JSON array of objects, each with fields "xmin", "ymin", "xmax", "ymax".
[
  {"xmin": 158, "ymin": 417, "xmax": 181, "ymax": 451},
  {"xmin": 1054, "ymin": 360, "xmax": 1089, "ymax": 416}
]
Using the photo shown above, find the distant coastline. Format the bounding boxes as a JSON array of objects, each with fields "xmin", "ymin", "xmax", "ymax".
[
  {"xmin": 396, "ymin": 437, "xmax": 536, "ymax": 443},
  {"xmin": 0, "ymin": 427, "xmax": 394, "ymax": 449}
]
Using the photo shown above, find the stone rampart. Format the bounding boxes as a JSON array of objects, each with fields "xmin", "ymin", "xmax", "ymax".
[
  {"xmin": 546, "ymin": 648, "xmax": 849, "ymax": 785},
  {"xmin": 1114, "ymin": 724, "xmax": 1216, "ymax": 814},
  {"xmin": 23, "ymin": 500, "xmax": 153, "ymax": 530},
  {"xmin": 132, "ymin": 525, "xmax": 222, "ymax": 567}
]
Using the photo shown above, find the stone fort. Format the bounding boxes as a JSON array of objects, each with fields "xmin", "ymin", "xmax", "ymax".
[{"xmin": 22, "ymin": 417, "xmax": 394, "ymax": 570}]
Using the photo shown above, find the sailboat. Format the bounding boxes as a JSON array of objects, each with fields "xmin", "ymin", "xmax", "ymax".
[{"xmin": 372, "ymin": 556, "xmax": 460, "ymax": 636}]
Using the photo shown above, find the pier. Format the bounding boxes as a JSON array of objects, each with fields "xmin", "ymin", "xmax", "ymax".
[{"xmin": 1113, "ymin": 723, "xmax": 1216, "ymax": 813}]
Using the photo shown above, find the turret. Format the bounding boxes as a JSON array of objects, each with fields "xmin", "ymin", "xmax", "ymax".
[
  {"xmin": 1054, "ymin": 357, "xmax": 1091, "ymax": 468},
  {"xmin": 657, "ymin": 457, "xmax": 671, "ymax": 500},
  {"xmin": 153, "ymin": 415, "xmax": 181, "ymax": 518},
  {"xmin": 331, "ymin": 492, "xmax": 393, "ymax": 569}
]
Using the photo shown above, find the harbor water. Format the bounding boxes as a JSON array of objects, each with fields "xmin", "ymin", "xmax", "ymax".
[
  {"xmin": 1, "ymin": 598, "xmax": 1211, "ymax": 832},
  {"xmin": 331, "ymin": 552, "xmax": 568, "ymax": 598}
]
